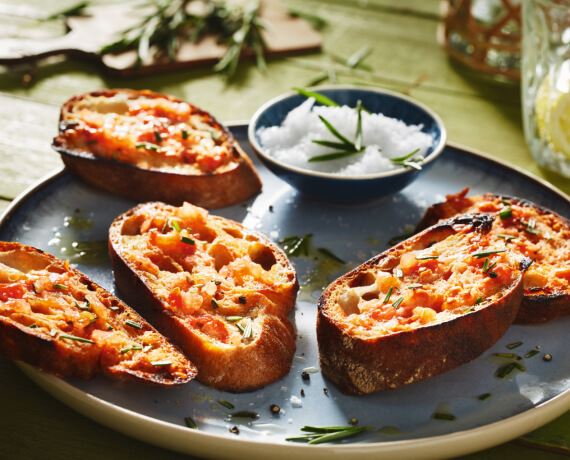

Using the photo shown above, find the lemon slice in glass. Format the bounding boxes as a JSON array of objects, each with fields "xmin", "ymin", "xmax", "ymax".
[
  {"xmin": 534, "ymin": 71, "xmax": 570, "ymax": 159},
  {"xmin": 549, "ymin": 92, "xmax": 570, "ymax": 158},
  {"xmin": 534, "ymin": 76, "xmax": 551, "ymax": 142}
]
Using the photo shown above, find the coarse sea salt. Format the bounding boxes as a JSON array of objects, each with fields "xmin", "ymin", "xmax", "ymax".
[{"xmin": 256, "ymin": 97, "xmax": 433, "ymax": 176}]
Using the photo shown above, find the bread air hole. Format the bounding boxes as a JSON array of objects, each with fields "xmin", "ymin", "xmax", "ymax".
[
  {"xmin": 223, "ymin": 227, "xmax": 243, "ymax": 239},
  {"xmin": 248, "ymin": 244, "xmax": 277, "ymax": 271},
  {"xmin": 348, "ymin": 271, "xmax": 376, "ymax": 289},
  {"xmin": 209, "ymin": 243, "xmax": 233, "ymax": 270}
]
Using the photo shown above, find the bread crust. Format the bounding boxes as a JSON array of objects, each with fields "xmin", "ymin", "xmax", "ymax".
[
  {"xmin": 52, "ymin": 89, "xmax": 262, "ymax": 209},
  {"xmin": 109, "ymin": 201, "xmax": 298, "ymax": 392},
  {"xmin": 417, "ymin": 188, "xmax": 570, "ymax": 324},
  {"xmin": 0, "ymin": 241, "xmax": 196, "ymax": 385},
  {"xmin": 317, "ymin": 214, "xmax": 531, "ymax": 395}
]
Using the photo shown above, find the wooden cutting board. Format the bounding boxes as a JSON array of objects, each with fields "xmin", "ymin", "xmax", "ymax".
[{"xmin": 0, "ymin": 0, "xmax": 321, "ymax": 77}]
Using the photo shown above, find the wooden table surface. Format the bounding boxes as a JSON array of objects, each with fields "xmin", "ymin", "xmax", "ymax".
[{"xmin": 0, "ymin": 0, "xmax": 569, "ymax": 458}]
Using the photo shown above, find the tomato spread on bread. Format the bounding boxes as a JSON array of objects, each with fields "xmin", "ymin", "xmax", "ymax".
[
  {"xmin": 109, "ymin": 201, "xmax": 298, "ymax": 392},
  {"xmin": 58, "ymin": 90, "xmax": 237, "ymax": 174},
  {"xmin": 0, "ymin": 242, "xmax": 195, "ymax": 385}
]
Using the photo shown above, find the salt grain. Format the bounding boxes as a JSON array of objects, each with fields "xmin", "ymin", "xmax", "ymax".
[{"xmin": 257, "ymin": 98, "xmax": 433, "ymax": 176}]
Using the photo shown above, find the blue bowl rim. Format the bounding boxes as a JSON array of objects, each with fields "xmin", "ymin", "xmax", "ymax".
[{"xmin": 247, "ymin": 85, "xmax": 447, "ymax": 182}]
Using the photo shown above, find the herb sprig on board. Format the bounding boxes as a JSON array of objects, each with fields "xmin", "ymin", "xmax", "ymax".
[{"xmin": 99, "ymin": 0, "xmax": 268, "ymax": 77}]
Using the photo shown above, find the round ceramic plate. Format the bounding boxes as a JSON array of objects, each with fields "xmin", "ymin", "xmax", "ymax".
[{"xmin": 1, "ymin": 124, "xmax": 570, "ymax": 460}]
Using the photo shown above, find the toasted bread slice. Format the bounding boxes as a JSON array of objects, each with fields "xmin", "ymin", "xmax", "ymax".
[
  {"xmin": 0, "ymin": 241, "xmax": 195, "ymax": 385},
  {"xmin": 417, "ymin": 188, "xmax": 570, "ymax": 324},
  {"xmin": 52, "ymin": 89, "xmax": 262, "ymax": 208},
  {"xmin": 109, "ymin": 201, "xmax": 298, "ymax": 392},
  {"xmin": 317, "ymin": 214, "xmax": 532, "ymax": 395}
]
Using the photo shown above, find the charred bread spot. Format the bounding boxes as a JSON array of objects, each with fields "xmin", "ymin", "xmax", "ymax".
[{"xmin": 417, "ymin": 190, "xmax": 570, "ymax": 323}]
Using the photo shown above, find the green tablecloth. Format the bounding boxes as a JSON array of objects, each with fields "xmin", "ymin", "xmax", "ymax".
[{"xmin": 0, "ymin": 1, "xmax": 568, "ymax": 458}]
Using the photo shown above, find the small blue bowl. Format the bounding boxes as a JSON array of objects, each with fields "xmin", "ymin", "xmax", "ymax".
[{"xmin": 248, "ymin": 85, "xmax": 446, "ymax": 203}]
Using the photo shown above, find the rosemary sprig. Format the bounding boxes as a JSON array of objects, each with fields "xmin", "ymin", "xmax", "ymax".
[
  {"xmin": 286, "ymin": 425, "xmax": 374, "ymax": 445},
  {"xmin": 100, "ymin": 0, "xmax": 267, "ymax": 77},
  {"xmin": 295, "ymin": 90, "xmax": 423, "ymax": 168},
  {"xmin": 213, "ymin": 0, "xmax": 268, "ymax": 76},
  {"xmin": 308, "ymin": 100, "xmax": 365, "ymax": 162}
]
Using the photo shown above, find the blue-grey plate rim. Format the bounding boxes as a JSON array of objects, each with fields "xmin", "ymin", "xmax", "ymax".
[{"xmin": 1, "ymin": 123, "xmax": 569, "ymax": 460}]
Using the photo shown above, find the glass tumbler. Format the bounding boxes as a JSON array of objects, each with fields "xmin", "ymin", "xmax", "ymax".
[{"xmin": 521, "ymin": 0, "xmax": 570, "ymax": 177}]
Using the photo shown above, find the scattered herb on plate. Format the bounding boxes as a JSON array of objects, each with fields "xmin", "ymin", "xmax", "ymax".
[{"xmin": 286, "ymin": 425, "xmax": 375, "ymax": 444}]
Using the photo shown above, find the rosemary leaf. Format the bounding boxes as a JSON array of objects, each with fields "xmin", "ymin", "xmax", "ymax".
[
  {"xmin": 292, "ymin": 88, "xmax": 339, "ymax": 107},
  {"xmin": 308, "ymin": 150, "xmax": 362, "ymax": 162},
  {"xmin": 346, "ymin": 45, "xmax": 372, "ymax": 69},
  {"xmin": 318, "ymin": 115, "xmax": 354, "ymax": 145},
  {"xmin": 311, "ymin": 139, "xmax": 359, "ymax": 151}
]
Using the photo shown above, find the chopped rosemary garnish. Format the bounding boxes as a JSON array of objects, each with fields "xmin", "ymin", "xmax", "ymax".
[
  {"xmin": 478, "ymin": 393, "xmax": 492, "ymax": 401},
  {"xmin": 474, "ymin": 296, "xmax": 484, "ymax": 305},
  {"xmin": 495, "ymin": 353, "xmax": 517, "ymax": 359},
  {"xmin": 75, "ymin": 299, "xmax": 91, "ymax": 311},
  {"xmin": 120, "ymin": 344, "xmax": 144, "ymax": 354},
  {"xmin": 497, "ymin": 233, "xmax": 516, "ymax": 241},
  {"xmin": 84, "ymin": 316, "xmax": 98, "ymax": 328},
  {"xmin": 496, "ymin": 361, "xmax": 526, "ymax": 378},
  {"xmin": 525, "ymin": 221, "xmax": 541, "ymax": 235},
  {"xmin": 507, "ymin": 341, "xmax": 523, "ymax": 349},
  {"xmin": 151, "ymin": 361, "xmax": 173, "ymax": 367},
  {"xmin": 181, "ymin": 236, "xmax": 195, "ymax": 245},
  {"xmin": 181, "ymin": 129, "xmax": 189, "ymax": 140},
  {"xmin": 226, "ymin": 316, "xmax": 243, "ymax": 322},
  {"xmin": 53, "ymin": 284, "xmax": 68, "ymax": 290},
  {"xmin": 211, "ymin": 299, "xmax": 219, "ymax": 309},
  {"xmin": 525, "ymin": 349, "xmax": 540, "ymax": 358},
  {"xmin": 59, "ymin": 334, "xmax": 95, "ymax": 344},
  {"xmin": 433, "ymin": 412, "xmax": 456, "ymax": 421},
  {"xmin": 415, "ymin": 254, "xmax": 439, "ymax": 260},
  {"xmin": 482, "ymin": 258, "xmax": 497, "ymax": 273},
  {"xmin": 136, "ymin": 142, "xmax": 161, "ymax": 151},
  {"xmin": 125, "ymin": 319, "xmax": 143, "ymax": 329},
  {"xmin": 498, "ymin": 206, "xmax": 512, "ymax": 220},
  {"xmin": 154, "ymin": 130, "xmax": 163, "ymax": 143},
  {"xmin": 170, "ymin": 219, "xmax": 182, "ymax": 232},
  {"xmin": 392, "ymin": 296, "xmax": 404, "ymax": 308},
  {"xmin": 229, "ymin": 411, "xmax": 260, "ymax": 421},
  {"xmin": 408, "ymin": 284, "xmax": 423, "ymax": 290},
  {"xmin": 383, "ymin": 286, "xmax": 393, "ymax": 303},
  {"xmin": 286, "ymin": 425, "xmax": 375, "ymax": 445},
  {"xmin": 218, "ymin": 399, "xmax": 235, "ymax": 409},
  {"xmin": 184, "ymin": 417, "xmax": 198, "ymax": 429},
  {"xmin": 471, "ymin": 249, "xmax": 506, "ymax": 259},
  {"xmin": 279, "ymin": 234, "xmax": 312, "ymax": 257},
  {"xmin": 29, "ymin": 323, "xmax": 37, "ymax": 328},
  {"xmin": 236, "ymin": 318, "xmax": 253, "ymax": 339}
]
